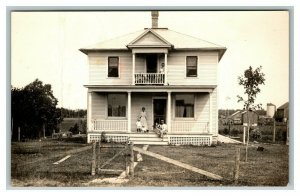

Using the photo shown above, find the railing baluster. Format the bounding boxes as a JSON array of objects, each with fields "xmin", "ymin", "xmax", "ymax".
[
  {"xmin": 134, "ymin": 73, "xmax": 165, "ymax": 85},
  {"xmin": 170, "ymin": 122, "xmax": 209, "ymax": 133}
]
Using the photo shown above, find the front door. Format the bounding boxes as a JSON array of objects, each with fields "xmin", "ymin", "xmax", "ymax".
[
  {"xmin": 146, "ymin": 54, "xmax": 157, "ymax": 73},
  {"xmin": 153, "ymin": 99, "xmax": 166, "ymax": 125}
]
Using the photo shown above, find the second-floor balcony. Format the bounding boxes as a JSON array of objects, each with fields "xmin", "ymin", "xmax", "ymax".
[{"xmin": 134, "ymin": 73, "xmax": 165, "ymax": 85}]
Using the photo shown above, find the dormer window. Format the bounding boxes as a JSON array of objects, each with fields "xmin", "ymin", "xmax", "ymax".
[
  {"xmin": 186, "ymin": 56, "xmax": 198, "ymax": 77},
  {"xmin": 108, "ymin": 57, "xmax": 119, "ymax": 77}
]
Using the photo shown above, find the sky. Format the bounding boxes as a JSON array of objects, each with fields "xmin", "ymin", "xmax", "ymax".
[{"xmin": 11, "ymin": 11, "xmax": 289, "ymax": 110}]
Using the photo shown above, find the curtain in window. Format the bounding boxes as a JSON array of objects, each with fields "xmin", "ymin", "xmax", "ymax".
[
  {"xmin": 175, "ymin": 94, "xmax": 194, "ymax": 118},
  {"xmin": 107, "ymin": 94, "xmax": 126, "ymax": 117}
]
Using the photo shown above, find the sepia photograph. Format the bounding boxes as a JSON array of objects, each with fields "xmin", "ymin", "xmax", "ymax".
[{"xmin": 10, "ymin": 10, "xmax": 290, "ymax": 188}]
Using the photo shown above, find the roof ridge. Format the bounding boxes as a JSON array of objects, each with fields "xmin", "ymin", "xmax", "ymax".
[
  {"xmin": 166, "ymin": 29, "xmax": 224, "ymax": 48},
  {"xmin": 92, "ymin": 29, "xmax": 145, "ymax": 45}
]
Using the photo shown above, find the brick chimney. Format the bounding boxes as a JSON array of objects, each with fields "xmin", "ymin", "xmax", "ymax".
[{"xmin": 151, "ymin": 11, "xmax": 159, "ymax": 28}]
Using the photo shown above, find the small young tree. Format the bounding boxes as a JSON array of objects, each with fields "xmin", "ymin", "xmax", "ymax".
[{"xmin": 237, "ymin": 66, "xmax": 265, "ymax": 162}]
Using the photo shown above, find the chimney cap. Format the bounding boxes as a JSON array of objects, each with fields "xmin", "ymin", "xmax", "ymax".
[
  {"xmin": 151, "ymin": 11, "xmax": 159, "ymax": 28},
  {"xmin": 151, "ymin": 11, "xmax": 159, "ymax": 17}
]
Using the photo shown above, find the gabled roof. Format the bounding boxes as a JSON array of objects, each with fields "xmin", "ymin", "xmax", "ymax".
[
  {"xmin": 79, "ymin": 28, "xmax": 226, "ymax": 60},
  {"xmin": 278, "ymin": 102, "xmax": 289, "ymax": 110},
  {"xmin": 229, "ymin": 110, "xmax": 259, "ymax": 118},
  {"xmin": 127, "ymin": 29, "xmax": 173, "ymax": 48}
]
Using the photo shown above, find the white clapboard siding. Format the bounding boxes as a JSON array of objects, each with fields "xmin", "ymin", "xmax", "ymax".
[
  {"xmin": 91, "ymin": 92, "xmax": 106, "ymax": 120},
  {"xmin": 195, "ymin": 93, "xmax": 210, "ymax": 122},
  {"xmin": 212, "ymin": 88, "xmax": 218, "ymax": 136},
  {"xmin": 167, "ymin": 51, "xmax": 218, "ymax": 85},
  {"xmin": 88, "ymin": 51, "xmax": 132, "ymax": 85},
  {"xmin": 87, "ymin": 51, "xmax": 218, "ymax": 86}
]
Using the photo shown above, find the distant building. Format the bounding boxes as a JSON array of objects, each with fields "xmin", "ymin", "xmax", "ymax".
[
  {"xmin": 229, "ymin": 110, "xmax": 259, "ymax": 125},
  {"xmin": 276, "ymin": 102, "xmax": 289, "ymax": 122},
  {"xmin": 266, "ymin": 103, "xmax": 276, "ymax": 118}
]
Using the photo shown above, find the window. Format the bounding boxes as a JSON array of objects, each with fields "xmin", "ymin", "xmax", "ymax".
[
  {"xmin": 186, "ymin": 56, "xmax": 197, "ymax": 77},
  {"xmin": 108, "ymin": 57, "xmax": 119, "ymax": 77},
  {"xmin": 107, "ymin": 94, "xmax": 126, "ymax": 117},
  {"xmin": 175, "ymin": 94, "xmax": 194, "ymax": 118}
]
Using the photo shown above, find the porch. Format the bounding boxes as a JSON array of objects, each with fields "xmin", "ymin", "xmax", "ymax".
[{"xmin": 86, "ymin": 88, "xmax": 217, "ymax": 145}]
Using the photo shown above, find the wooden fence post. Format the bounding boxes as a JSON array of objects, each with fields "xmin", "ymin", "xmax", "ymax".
[
  {"xmin": 43, "ymin": 123, "xmax": 46, "ymax": 138},
  {"xmin": 286, "ymin": 120, "xmax": 289, "ymax": 145},
  {"xmin": 273, "ymin": 119, "xmax": 276, "ymax": 143},
  {"xmin": 125, "ymin": 142, "xmax": 129, "ymax": 176},
  {"xmin": 129, "ymin": 142, "xmax": 134, "ymax": 177},
  {"xmin": 234, "ymin": 148, "xmax": 240, "ymax": 184},
  {"xmin": 91, "ymin": 141, "xmax": 96, "ymax": 176},
  {"xmin": 18, "ymin": 127, "xmax": 21, "ymax": 142},
  {"xmin": 97, "ymin": 140, "xmax": 101, "ymax": 172},
  {"xmin": 243, "ymin": 126, "xmax": 246, "ymax": 145}
]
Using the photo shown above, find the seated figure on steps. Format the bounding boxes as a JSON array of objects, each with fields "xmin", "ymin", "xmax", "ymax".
[{"xmin": 158, "ymin": 120, "xmax": 168, "ymax": 140}]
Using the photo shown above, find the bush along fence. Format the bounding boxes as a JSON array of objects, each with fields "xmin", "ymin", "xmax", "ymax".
[{"xmin": 219, "ymin": 123, "xmax": 288, "ymax": 143}]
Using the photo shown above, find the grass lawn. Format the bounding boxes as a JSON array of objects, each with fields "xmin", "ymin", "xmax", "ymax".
[{"xmin": 10, "ymin": 140, "xmax": 289, "ymax": 187}]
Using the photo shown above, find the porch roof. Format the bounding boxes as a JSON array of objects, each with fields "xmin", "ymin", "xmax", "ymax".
[{"xmin": 85, "ymin": 85, "xmax": 216, "ymax": 93}]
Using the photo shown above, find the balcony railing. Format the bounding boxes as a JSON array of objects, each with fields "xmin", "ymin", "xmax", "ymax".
[{"xmin": 134, "ymin": 73, "xmax": 165, "ymax": 85}]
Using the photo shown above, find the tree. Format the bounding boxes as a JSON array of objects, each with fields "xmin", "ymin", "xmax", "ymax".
[
  {"xmin": 11, "ymin": 79, "xmax": 63, "ymax": 139},
  {"xmin": 237, "ymin": 66, "xmax": 265, "ymax": 161}
]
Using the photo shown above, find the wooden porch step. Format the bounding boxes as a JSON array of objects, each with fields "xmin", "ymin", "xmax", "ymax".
[
  {"xmin": 129, "ymin": 137, "xmax": 168, "ymax": 142},
  {"xmin": 128, "ymin": 133, "xmax": 160, "ymax": 138},
  {"xmin": 131, "ymin": 140, "xmax": 168, "ymax": 145}
]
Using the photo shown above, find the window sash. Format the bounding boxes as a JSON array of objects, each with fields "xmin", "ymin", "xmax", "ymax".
[
  {"xmin": 175, "ymin": 94, "xmax": 195, "ymax": 118},
  {"xmin": 108, "ymin": 57, "xmax": 119, "ymax": 77},
  {"xmin": 107, "ymin": 94, "xmax": 126, "ymax": 117},
  {"xmin": 186, "ymin": 56, "xmax": 197, "ymax": 77}
]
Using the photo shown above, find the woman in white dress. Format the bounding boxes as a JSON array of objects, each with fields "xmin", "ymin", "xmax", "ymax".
[{"xmin": 139, "ymin": 107, "xmax": 148, "ymax": 132}]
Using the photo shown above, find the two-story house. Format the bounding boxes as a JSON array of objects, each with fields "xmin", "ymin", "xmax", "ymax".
[{"xmin": 80, "ymin": 11, "xmax": 226, "ymax": 145}]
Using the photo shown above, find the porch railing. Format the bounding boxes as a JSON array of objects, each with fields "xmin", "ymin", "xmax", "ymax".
[
  {"xmin": 92, "ymin": 120, "xmax": 128, "ymax": 131},
  {"xmin": 171, "ymin": 121, "xmax": 209, "ymax": 133},
  {"xmin": 134, "ymin": 73, "xmax": 165, "ymax": 85}
]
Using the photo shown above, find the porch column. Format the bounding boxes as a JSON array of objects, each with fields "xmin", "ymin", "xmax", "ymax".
[
  {"xmin": 167, "ymin": 91, "xmax": 171, "ymax": 133},
  {"xmin": 164, "ymin": 53, "xmax": 168, "ymax": 85},
  {"xmin": 209, "ymin": 92, "xmax": 212, "ymax": 133},
  {"xmin": 87, "ymin": 91, "xmax": 92, "ymax": 131},
  {"xmin": 127, "ymin": 91, "xmax": 131, "ymax": 133},
  {"xmin": 132, "ymin": 53, "xmax": 136, "ymax": 85}
]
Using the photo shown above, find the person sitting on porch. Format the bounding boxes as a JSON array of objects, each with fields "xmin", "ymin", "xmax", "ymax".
[
  {"xmin": 136, "ymin": 118, "xmax": 142, "ymax": 132},
  {"xmin": 158, "ymin": 120, "xmax": 168, "ymax": 139}
]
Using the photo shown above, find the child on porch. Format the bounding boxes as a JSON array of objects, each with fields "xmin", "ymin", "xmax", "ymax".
[
  {"xmin": 141, "ymin": 126, "xmax": 147, "ymax": 133},
  {"xmin": 136, "ymin": 118, "xmax": 142, "ymax": 132}
]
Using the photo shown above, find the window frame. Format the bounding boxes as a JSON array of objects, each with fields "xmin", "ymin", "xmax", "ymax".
[
  {"xmin": 186, "ymin": 56, "xmax": 198, "ymax": 78},
  {"xmin": 174, "ymin": 93, "xmax": 196, "ymax": 119},
  {"xmin": 106, "ymin": 93, "xmax": 127, "ymax": 119},
  {"xmin": 107, "ymin": 56, "xmax": 120, "ymax": 78}
]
